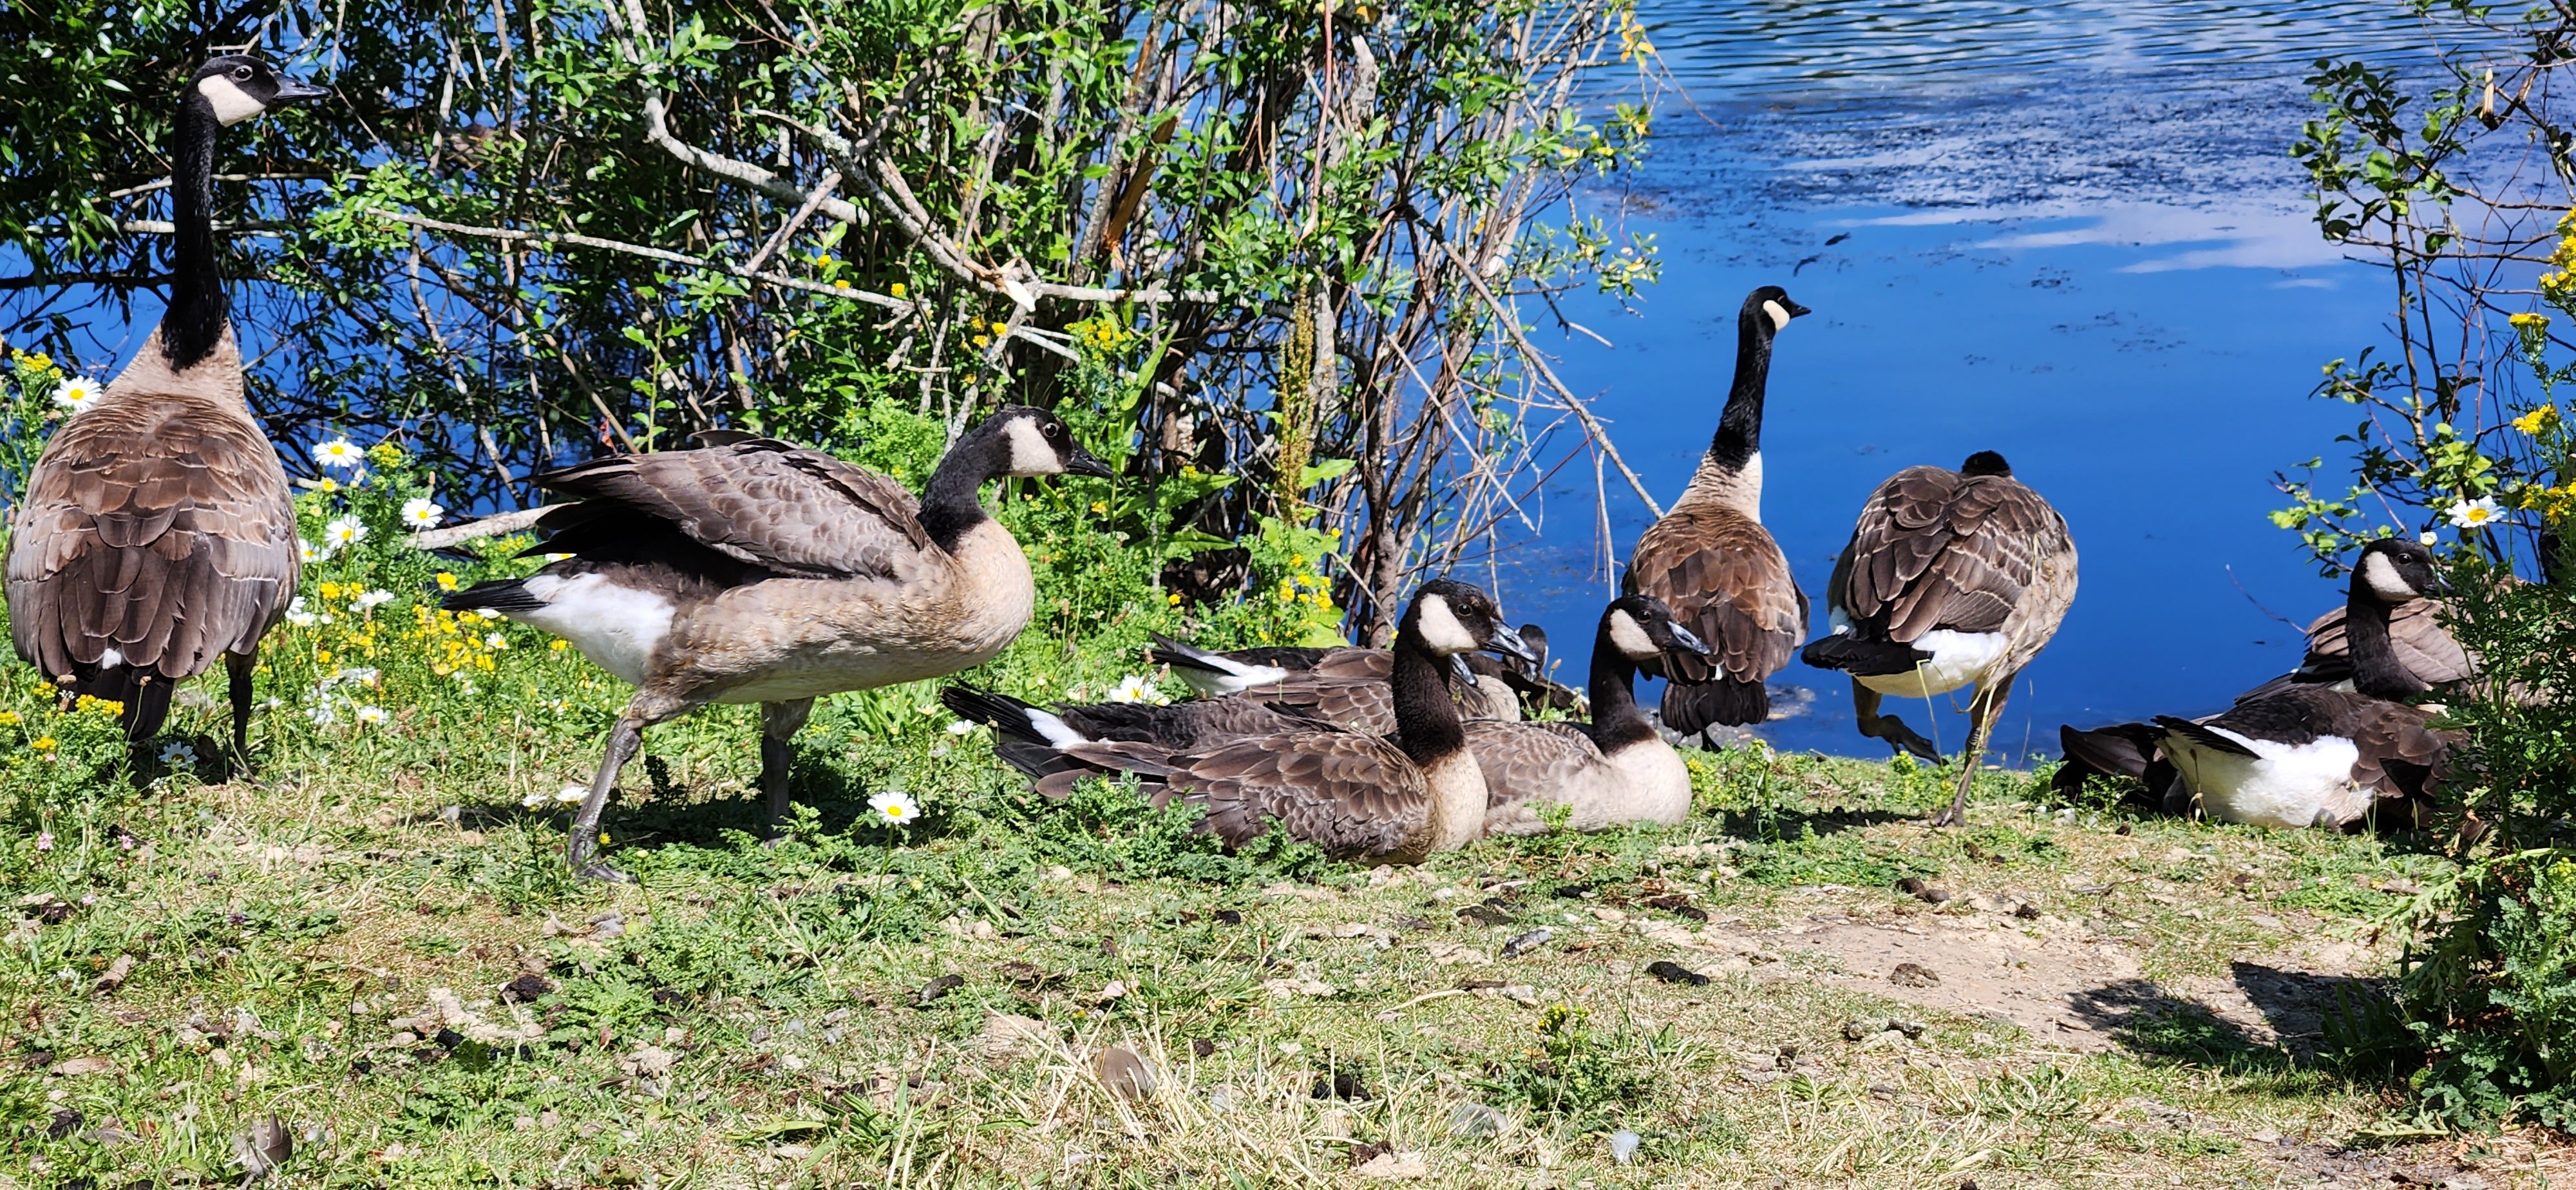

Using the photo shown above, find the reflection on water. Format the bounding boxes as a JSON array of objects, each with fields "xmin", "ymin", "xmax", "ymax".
[{"xmin": 1503, "ymin": 0, "xmax": 2452, "ymax": 760}]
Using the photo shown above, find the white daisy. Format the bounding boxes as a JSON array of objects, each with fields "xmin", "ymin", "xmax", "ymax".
[
  {"xmin": 324, "ymin": 515, "xmax": 367, "ymax": 549},
  {"xmin": 354, "ymin": 705, "xmax": 388, "ymax": 726},
  {"xmin": 298, "ymin": 538, "xmax": 330, "ymax": 564},
  {"xmin": 312, "ymin": 438, "xmax": 363, "ymax": 469},
  {"xmin": 353, "ymin": 590, "xmax": 395, "ymax": 612},
  {"xmin": 1106, "ymin": 674, "xmax": 1168, "ymax": 705},
  {"xmin": 521, "ymin": 789, "xmax": 551, "ymax": 809},
  {"xmin": 305, "ymin": 703, "xmax": 337, "ymax": 726},
  {"xmin": 867, "ymin": 789, "xmax": 922, "ymax": 827},
  {"xmin": 2447, "ymin": 495, "xmax": 2505, "ymax": 529},
  {"xmin": 2419, "ymin": 531, "xmax": 2439, "ymax": 546},
  {"xmin": 284, "ymin": 597, "xmax": 317, "ymax": 628},
  {"xmin": 400, "ymin": 498, "xmax": 444, "ymax": 529},
  {"xmin": 484, "ymin": 632, "xmax": 508, "ymax": 649},
  {"xmin": 52, "ymin": 375, "xmax": 104, "ymax": 415},
  {"xmin": 158, "ymin": 741, "xmax": 198, "ymax": 768},
  {"xmin": 554, "ymin": 784, "xmax": 587, "ymax": 804},
  {"xmin": 946, "ymin": 719, "xmax": 977, "ymax": 736},
  {"xmin": 475, "ymin": 608, "xmax": 501, "ymax": 621}
]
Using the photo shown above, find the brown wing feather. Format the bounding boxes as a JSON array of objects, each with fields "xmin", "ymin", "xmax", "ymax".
[
  {"xmin": 6, "ymin": 394, "xmax": 297, "ymax": 684},
  {"xmin": 534, "ymin": 439, "xmax": 929, "ymax": 579},
  {"xmin": 1466, "ymin": 719, "xmax": 1602, "ymax": 815},
  {"xmin": 1055, "ymin": 730, "xmax": 1425, "ymax": 857},
  {"xmin": 1839, "ymin": 466, "xmax": 2072, "ymax": 647},
  {"xmin": 2332, "ymin": 697, "xmax": 2454, "ymax": 799},
  {"xmin": 1627, "ymin": 502, "xmax": 1803, "ymax": 686}
]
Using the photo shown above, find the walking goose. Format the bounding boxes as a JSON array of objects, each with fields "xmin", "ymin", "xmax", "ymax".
[
  {"xmin": 1476, "ymin": 595, "xmax": 1712, "ymax": 835},
  {"xmin": 1626, "ymin": 285, "xmax": 1810, "ymax": 737},
  {"xmin": 7, "ymin": 56, "xmax": 328, "ymax": 757},
  {"xmin": 1148, "ymin": 633, "xmax": 1523, "ymax": 724},
  {"xmin": 943, "ymin": 580, "xmax": 1533, "ymax": 864},
  {"xmin": 444, "ymin": 408, "xmax": 1110, "ymax": 879},
  {"xmin": 2063, "ymin": 539, "xmax": 2453, "ymax": 829},
  {"xmin": 1799, "ymin": 450, "xmax": 2077, "ymax": 827}
]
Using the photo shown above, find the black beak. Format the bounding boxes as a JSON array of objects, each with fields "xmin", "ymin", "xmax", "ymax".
[
  {"xmin": 270, "ymin": 77, "xmax": 332, "ymax": 106},
  {"xmin": 1783, "ymin": 298, "xmax": 1813, "ymax": 319},
  {"xmin": 1450, "ymin": 655, "xmax": 1479, "ymax": 687},
  {"xmin": 1484, "ymin": 622, "xmax": 1539, "ymax": 664},
  {"xmin": 1665, "ymin": 622, "xmax": 1715, "ymax": 656},
  {"xmin": 1065, "ymin": 446, "xmax": 1115, "ymax": 480}
]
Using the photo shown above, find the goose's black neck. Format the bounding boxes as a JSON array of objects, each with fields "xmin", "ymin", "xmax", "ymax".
[
  {"xmin": 163, "ymin": 92, "xmax": 229, "ymax": 371},
  {"xmin": 2344, "ymin": 578, "xmax": 2428, "ymax": 701},
  {"xmin": 1388, "ymin": 627, "xmax": 1467, "ymax": 766},
  {"xmin": 1707, "ymin": 307, "xmax": 1776, "ymax": 471},
  {"xmin": 919, "ymin": 428, "xmax": 1003, "ymax": 552},
  {"xmin": 1584, "ymin": 620, "xmax": 1658, "ymax": 751}
]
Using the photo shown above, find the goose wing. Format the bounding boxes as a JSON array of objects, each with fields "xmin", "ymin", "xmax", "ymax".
[
  {"xmin": 1842, "ymin": 466, "xmax": 2071, "ymax": 641},
  {"xmin": 1049, "ymin": 730, "xmax": 1421, "ymax": 857},
  {"xmin": 1627, "ymin": 502, "xmax": 1804, "ymax": 685},
  {"xmin": 6, "ymin": 399, "xmax": 296, "ymax": 683},
  {"xmin": 531, "ymin": 438, "xmax": 929, "ymax": 579},
  {"xmin": 2329, "ymin": 696, "xmax": 2454, "ymax": 800},
  {"xmin": 1466, "ymin": 719, "xmax": 1602, "ymax": 813}
]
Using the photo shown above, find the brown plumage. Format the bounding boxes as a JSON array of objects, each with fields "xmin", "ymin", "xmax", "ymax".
[
  {"xmin": 1801, "ymin": 451, "xmax": 2076, "ymax": 826},
  {"xmin": 1627, "ymin": 285, "xmax": 1810, "ymax": 736},
  {"xmin": 1475, "ymin": 596, "xmax": 1709, "ymax": 836},
  {"xmin": 444, "ymin": 409, "xmax": 1110, "ymax": 880},
  {"xmin": 6, "ymin": 57, "xmax": 327, "ymax": 758},
  {"xmin": 1149, "ymin": 635, "xmax": 1522, "ymax": 724},
  {"xmin": 947, "ymin": 581, "xmax": 1534, "ymax": 865},
  {"xmin": 2235, "ymin": 596, "xmax": 2479, "ymax": 703}
]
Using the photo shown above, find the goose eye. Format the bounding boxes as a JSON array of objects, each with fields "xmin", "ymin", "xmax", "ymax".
[{"xmin": 232, "ymin": 65, "xmax": 254, "ymax": 80}]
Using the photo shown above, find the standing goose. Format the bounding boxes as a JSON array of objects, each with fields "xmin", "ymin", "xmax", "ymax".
[
  {"xmin": 943, "ymin": 580, "xmax": 1533, "ymax": 864},
  {"xmin": 1149, "ymin": 634, "xmax": 1523, "ymax": 722},
  {"xmin": 443, "ymin": 408, "xmax": 1110, "ymax": 879},
  {"xmin": 2075, "ymin": 539, "xmax": 2454, "ymax": 829},
  {"xmin": 8, "ymin": 56, "xmax": 328, "ymax": 758},
  {"xmin": 1626, "ymin": 285, "xmax": 1810, "ymax": 738},
  {"xmin": 1800, "ymin": 450, "xmax": 2077, "ymax": 827},
  {"xmin": 1475, "ymin": 595, "xmax": 1712, "ymax": 835}
]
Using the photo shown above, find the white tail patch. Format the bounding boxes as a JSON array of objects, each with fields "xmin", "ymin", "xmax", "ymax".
[
  {"xmin": 510, "ymin": 572, "xmax": 676, "ymax": 687},
  {"xmin": 198, "ymin": 75, "xmax": 267, "ymax": 126},
  {"xmin": 1163, "ymin": 645, "xmax": 1289, "ymax": 697},
  {"xmin": 1022, "ymin": 706, "xmax": 1088, "ymax": 749},
  {"xmin": 1414, "ymin": 593, "xmax": 1478, "ymax": 655},
  {"xmin": 98, "ymin": 648, "xmax": 127, "ymax": 670},
  {"xmin": 2165, "ymin": 726, "xmax": 2367, "ymax": 830},
  {"xmin": 1853, "ymin": 630, "xmax": 2008, "ymax": 699},
  {"xmin": 1606, "ymin": 609, "xmax": 1659, "ymax": 659}
]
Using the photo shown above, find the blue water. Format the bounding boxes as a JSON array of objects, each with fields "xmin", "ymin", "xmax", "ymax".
[{"xmin": 1496, "ymin": 1, "xmax": 2455, "ymax": 760}]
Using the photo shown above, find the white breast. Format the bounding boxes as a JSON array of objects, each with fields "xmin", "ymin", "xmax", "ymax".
[
  {"xmin": 2164, "ymin": 727, "xmax": 2368, "ymax": 829},
  {"xmin": 1853, "ymin": 630, "xmax": 2009, "ymax": 699},
  {"xmin": 512, "ymin": 572, "xmax": 677, "ymax": 687}
]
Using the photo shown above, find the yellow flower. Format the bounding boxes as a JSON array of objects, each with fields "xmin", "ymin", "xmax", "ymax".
[
  {"xmin": 0, "ymin": 710, "xmax": 17, "ymax": 725},
  {"xmin": 551, "ymin": 639, "xmax": 569, "ymax": 651},
  {"xmin": 31, "ymin": 736, "xmax": 55, "ymax": 751},
  {"xmin": 435, "ymin": 572, "xmax": 459, "ymax": 592},
  {"xmin": 991, "ymin": 321, "xmax": 1010, "ymax": 335},
  {"xmin": 890, "ymin": 282, "xmax": 907, "ymax": 298},
  {"xmin": 1167, "ymin": 592, "xmax": 1183, "ymax": 606},
  {"xmin": 316, "ymin": 477, "xmax": 337, "ymax": 494},
  {"xmin": 972, "ymin": 334, "xmax": 991, "ymax": 348},
  {"xmin": 368, "ymin": 442, "xmax": 408, "ymax": 468},
  {"xmin": 2512, "ymin": 312, "xmax": 2551, "ymax": 330},
  {"xmin": 2515, "ymin": 405, "xmax": 2559, "ymax": 435},
  {"xmin": 319, "ymin": 581, "xmax": 342, "ymax": 600},
  {"xmin": 833, "ymin": 279, "xmax": 852, "ymax": 290},
  {"xmin": 1090, "ymin": 501, "xmax": 1108, "ymax": 515}
]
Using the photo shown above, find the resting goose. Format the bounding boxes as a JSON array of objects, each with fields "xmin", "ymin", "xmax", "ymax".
[
  {"xmin": 1626, "ymin": 285, "xmax": 1810, "ymax": 738},
  {"xmin": 1148, "ymin": 632, "xmax": 1522, "ymax": 726},
  {"xmin": 8, "ymin": 56, "xmax": 327, "ymax": 759},
  {"xmin": 945, "ymin": 580, "xmax": 1533, "ymax": 864},
  {"xmin": 2233, "ymin": 587, "xmax": 2482, "ymax": 703},
  {"xmin": 2063, "ymin": 539, "xmax": 2453, "ymax": 830},
  {"xmin": 1476, "ymin": 595, "xmax": 1712, "ymax": 835},
  {"xmin": 1800, "ymin": 450, "xmax": 2077, "ymax": 826},
  {"xmin": 444, "ymin": 407, "xmax": 1110, "ymax": 878}
]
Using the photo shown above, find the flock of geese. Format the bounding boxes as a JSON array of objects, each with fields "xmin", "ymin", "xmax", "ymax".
[{"xmin": 1, "ymin": 57, "xmax": 2475, "ymax": 881}]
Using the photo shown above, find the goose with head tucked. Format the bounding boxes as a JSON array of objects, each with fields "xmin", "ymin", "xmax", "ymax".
[
  {"xmin": 1800, "ymin": 449, "xmax": 2077, "ymax": 827},
  {"xmin": 944, "ymin": 580, "xmax": 1533, "ymax": 864},
  {"xmin": 8, "ymin": 55, "xmax": 329, "ymax": 762},
  {"xmin": 1625, "ymin": 285, "xmax": 1810, "ymax": 740},
  {"xmin": 1475, "ymin": 595, "xmax": 1712, "ymax": 835},
  {"xmin": 443, "ymin": 407, "xmax": 1110, "ymax": 879}
]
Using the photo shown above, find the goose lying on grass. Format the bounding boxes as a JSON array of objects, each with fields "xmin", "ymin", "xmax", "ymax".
[{"xmin": 1475, "ymin": 595, "xmax": 1711, "ymax": 835}]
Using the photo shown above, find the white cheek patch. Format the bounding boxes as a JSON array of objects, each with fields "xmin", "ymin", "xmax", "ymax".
[
  {"xmin": 1606, "ymin": 610, "xmax": 1659, "ymax": 659},
  {"xmin": 1761, "ymin": 299, "xmax": 1792, "ymax": 332},
  {"xmin": 1414, "ymin": 594, "xmax": 1479, "ymax": 655},
  {"xmin": 1003, "ymin": 419, "xmax": 1058, "ymax": 476},
  {"xmin": 198, "ymin": 75, "xmax": 267, "ymax": 126},
  {"xmin": 2360, "ymin": 552, "xmax": 2418, "ymax": 602}
]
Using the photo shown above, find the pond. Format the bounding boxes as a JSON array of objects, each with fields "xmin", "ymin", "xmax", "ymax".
[{"xmin": 1500, "ymin": 0, "xmax": 2452, "ymax": 760}]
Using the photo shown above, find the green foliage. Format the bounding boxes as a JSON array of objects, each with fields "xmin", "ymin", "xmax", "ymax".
[{"xmin": 1475, "ymin": 1003, "xmax": 1662, "ymax": 1132}]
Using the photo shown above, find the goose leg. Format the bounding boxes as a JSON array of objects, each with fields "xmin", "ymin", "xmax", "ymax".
[
  {"xmin": 568, "ymin": 715, "xmax": 647, "ymax": 883},
  {"xmin": 1850, "ymin": 682, "xmax": 1939, "ymax": 762},
  {"xmin": 759, "ymin": 698, "xmax": 815, "ymax": 836},
  {"xmin": 225, "ymin": 652, "xmax": 257, "ymax": 768},
  {"xmin": 1930, "ymin": 673, "xmax": 2016, "ymax": 828}
]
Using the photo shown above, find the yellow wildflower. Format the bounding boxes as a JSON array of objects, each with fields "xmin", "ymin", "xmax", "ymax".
[
  {"xmin": 1167, "ymin": 592, "xmax": 1183, "ymax": 606},
  {"xmin": 890, "ymin": 282, "xmax": 907, "ymax": 298},
  {"xmin": 972, "ymin": 334, "xmax": 991, "ymax": 348},
  {"xmin": 0, "ymin": 710, "xmax": 15, "ymax": 725},
  {"xmin": 2515, "ymin": 405, "xmax": 2559, "ymax": 435},
  {"xmin": 319, "ymin": 581, "xmax": 342, "ymax": 600},
  {"xmin": 833, "ymin": 279, "xmax": 852, "ymax": 290},
  {"xmin": 991, "ymin": 321, "xmax": 1010, "ymax": 335},
  {"xmin": 1090, "ymin": 500, "xmax": 1108, "ymax": 515},
  {"xmin": 2512, "ymin": 312, "xmax": 2552, "ymax": 331},
  {"xmin": 435, "ymin": 572, "xmax": 459, "ymax": 592},
  {"xmin": 31, "ymin": 736, "xmax": 55, "ymax": 751},
  {"xmin": 551, "ymin": 639, "xmax": 569, "ymax": 651}
]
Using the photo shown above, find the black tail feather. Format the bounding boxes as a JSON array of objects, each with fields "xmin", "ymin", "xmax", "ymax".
[
  {"xmin": 938, "ymin": 685, "xmax": 1058, "ymax": 748},
  {"xmin": 2152, "ymin": 715, "xmax": 2259, "ymax": 758},
  {"xmin": 2058, "ymin": 722, "xmax": 2159, "ymax": 782},
  {"xmin": 1662, "ymin": 678, "xmax": 1768, "ymax": 735},
  {"xmin": 71, "ymin": 667, "xmax": 175, "ymax": 743},
  {"xmin": 1801, "ymin": 633, "xmax": 1928, "ymax": 677},
  {"xmin": 1146, "ymin": 632, "xmax": 1238, "ymax": 677},
  {"xmin": 440, "ymin": 579, "xmax": 545, "ymax": 614}
]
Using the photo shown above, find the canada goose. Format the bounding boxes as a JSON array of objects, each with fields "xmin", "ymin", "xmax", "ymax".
[
  {"xmin": 1799, "ymin": 450, "xmax": 2077, "ymax": 827},
  {"xmin": 2115, "ymin": 540, "xmax": 2454, "ymax": 829},
  {"xmin": 1477, "ymin": 595, "xmax": 1712, "ymax": 835},
  {"xmin": 6, "ymin": 56, "xmax": 328, "ymax": 759},
  {"xmin": 443, "ymin": 408, "xmax": 1110, "ymax": 879},
  {"xmin": 1626, "ymin": 285, "xmax": 1810, "ymax": 737},
  {"xmin": 1148, "ymin": 633, "xmax": 1523, "ymax": 726},
  {"xmin": 944, "ymin": 580, "xmax": 1533, "ymax": 864},
  {"xmin": 2233, "ymin": 587, "xmax": 2481, "ymax": 703}
]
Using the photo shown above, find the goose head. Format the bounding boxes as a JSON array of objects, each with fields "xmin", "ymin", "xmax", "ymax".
[
  {"xmin": 1742, "ymin": 285, "xmax": 1811, "ymax": 335},
  {"xmin": 191, "ymin": 55, "xmax": 330, "ymax": 127},
  {"xmin": 2354, "ymin": 538, "xmax": 2443, "ymax": 606},
  {"xmin": 1603, "ymin": 594, "xmax": 1711, "ymax": 677},
  {"xmin": 987, "ymin": 406, "xmax": 1115, "ymax": 479},
  {"xmin": 1406, "ymin": 579, "xmax": 1535, "ymax": 664},
  {"xmin": 1960, "ymin": 450, "xmax": 2013, "ymax": 478}
]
